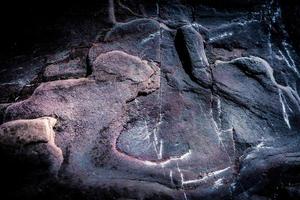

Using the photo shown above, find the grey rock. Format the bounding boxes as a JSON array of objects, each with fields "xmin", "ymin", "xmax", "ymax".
[
  {"xmin": 175, "ymin": 25, "xmax": 212, "ymax": 87},
  {"xmin": 89, "ymin": 18, "xmax": 160, "ymax": 63},
  {"xmin": 0, "ymin": 57, "xmax": 45, "ymax": 103},
  {"xmin": 43, "ymin": 58, "xmax": 86, "ymax": 81}
]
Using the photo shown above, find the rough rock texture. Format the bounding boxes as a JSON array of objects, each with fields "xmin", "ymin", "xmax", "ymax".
[
  {"xmin": 0, "ymin": 117, "xmax": 63, "ymax": 174},
  {"xmin": 1, "ymin": 0, "xmax": 300, "ymax": 200},
  {"xmin": 43, "ymin": 58, "xmax": 86, "ymax": 81}
]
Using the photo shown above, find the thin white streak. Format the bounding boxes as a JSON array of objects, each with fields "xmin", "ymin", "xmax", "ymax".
[
  {"xmin": 278, "ymin": 89, "xmax": 291, "ymax": 129},
  {"xmin": 213, "ymin": 178, "xmax": 224, "ymax": 188},
  {"xmin": 158, "ymin": 139, "xmax": 163, "ymax": 160},
  {"xmin": 282, "ymin": 42, "xmax": 300, "ymax": 76},
  {"xmin": 169, "ymin": 170, "xmax": 174, "ymax": 185},
  {"xmin": 183, "ymin": 192, "xmax": 188, "ymax": 200},
  {"xmin": 142, "ymin": 150, "xmax": 192, "ymax": 167},
  {"xmin": 182, "ymin": 167, "xmax": 230, "ymax": 185},
  {"xmin": 209, "ymin": 32, "xmax": 233, "ymax": 42},
  {"xmin": 141, "ymin": 31, "xmax": 160, "ymax": 44}
]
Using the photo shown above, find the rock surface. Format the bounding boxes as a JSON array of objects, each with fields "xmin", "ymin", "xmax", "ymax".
[
  {"xmin": 1, "ymin": 0, "xmax": 300, "ymax": 200},
  {"xmin": 0, "ymin": 117, "xmax": 63, "ymax": 176},
  {"xmin": 43, "ymin": 58, "xmax": 86, "ymax": 81}
]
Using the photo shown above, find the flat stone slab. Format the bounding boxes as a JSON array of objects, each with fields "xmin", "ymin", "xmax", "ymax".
[{"xmin": 43, "ymin": 58, "xmax": 86, "ymax": 81}]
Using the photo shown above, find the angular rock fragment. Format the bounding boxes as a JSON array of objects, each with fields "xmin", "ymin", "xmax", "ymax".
[
  {"xmin": 0, "ymin": 117, "xmax": 63, "ymax": 174},
  {"xmin": 44, "ymin": 47, "xmax": 90, "ymax": 81},
  {"xmin": 43, "ymin": 58, "xmax": 86, "ymax": 81}
]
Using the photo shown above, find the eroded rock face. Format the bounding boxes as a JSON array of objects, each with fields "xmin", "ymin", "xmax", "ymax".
[{"xmin": 1, "ymin": 1, "xmax": 300, "ymax": 200}]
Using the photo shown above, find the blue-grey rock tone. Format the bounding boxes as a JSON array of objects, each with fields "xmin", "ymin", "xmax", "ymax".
[{"xmin": 0, "ymin": 0, "xmax": 300, "ymax": 199}]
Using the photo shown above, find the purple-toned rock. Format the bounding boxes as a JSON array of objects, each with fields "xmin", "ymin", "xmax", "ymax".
[{"xmin": 92, "ymin": 50, "xmax": 160, "ymax": 93}]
